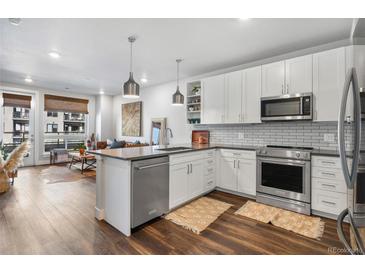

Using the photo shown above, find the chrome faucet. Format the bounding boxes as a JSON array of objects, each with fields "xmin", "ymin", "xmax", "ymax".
[{"xmin": 165, "ymin": 128, "xmax": 173, "ymax": 145}]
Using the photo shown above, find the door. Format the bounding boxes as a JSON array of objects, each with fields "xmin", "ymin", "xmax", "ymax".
[
  {"xmin": 313, "ymin": 47, "xmax": 346, "ymax": 121},
  {"xmin": 201, "ymin": 75, "xmax": 225, "ymax": 124},
  {"xmin": 225, "ymin": 71, "xmax": 242, "ymax": 123},
  {"xmin": 188, "ymin": 160, "xmax": 205, "ymax": 199},
  {"xmin": 219, "ymin": 156, "xmax": 237, "ymax": 191},
  {"xmin": 243, "ymin": 66, "xmax": 261, "ymax": 123},
  {"xmin": 261, "ymin": 61, "xmax": 285, "ymax": 97},
  {"xmin": 169, "ymin": 162, "xmax": 189, "ymax": 209},
  {"xmin": 237, "ymin": 158, "xmax": 256, "ymax": 196},
  {"xmin": 0, "ymin": 91, "xmax": 35, "ymax": 166},
  {"xmin": 285, "ymin": 55, "xmax": 313, "ymax": 95}
]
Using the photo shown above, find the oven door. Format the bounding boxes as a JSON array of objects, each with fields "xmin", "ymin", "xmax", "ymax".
[{"xmin": 257, "ymin": 157, "xmax": 311, "ymax": 203}]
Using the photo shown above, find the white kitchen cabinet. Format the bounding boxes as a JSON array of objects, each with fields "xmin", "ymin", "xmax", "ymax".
[
  {"xmin": 218, "ymin": 150, "xmax": 256, "ymax": 196},
  {"xmin": 225, "ymin": 70, "xmax": 243, "ymax": 123},
  {"xmin": 169, "ymin": 162, "xmax": 189, "ymax": 209},
  {"xmin": 313, "ymin": 47, "xmax": 346, "ymax": 121},
  {"xmin": 188, "ymin": 160, "xmax": 205, "ymax": 199},
  {"xmin": 242, "ymin": 66, "xmax": 261, "ymax": 123},
  {"xmin": 236, "ymin": 158, "xmax": 256, "ymax": 196},
  {"xmin": 285, "ymin": 55, "xmax": 313, "ymax": 95},
  {"xmin": 261, "ymin": 61, "xmax": 285, "ymax": 97},
  {"xmin": 218, "ymin": 157, "xmax": 237, "ymax": 190},
  {"xmin": 201, "ymin": 75, "xmax": 225, "ymax": 124}
]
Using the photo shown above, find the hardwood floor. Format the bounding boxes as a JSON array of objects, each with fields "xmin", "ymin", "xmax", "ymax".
[{"xmin": 0, "ymin": 165, "xmax": 349, "ymax": 255}]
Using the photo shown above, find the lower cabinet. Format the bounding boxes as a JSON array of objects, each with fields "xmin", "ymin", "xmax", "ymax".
[
  {"xmin": 169, "ymin": 162, "xmax": 190, "ymax": 209},
  {"xmin": 218, "ymin": 150, "xmax": 256, "ymax": 196}
]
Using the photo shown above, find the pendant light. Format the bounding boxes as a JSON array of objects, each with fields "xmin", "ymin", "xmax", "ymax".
[
  {"xmin": 172, "ymin": 59, "xmax": 184, "ymax": 105},
  {"xmin": 123, "ymin": 36, "xmax": 140, "ymax": 98}
]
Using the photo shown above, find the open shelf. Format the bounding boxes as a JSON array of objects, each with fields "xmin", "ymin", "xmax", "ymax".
[{"xmin": 186, "ymin": 81, "xmax": 201, "ymax": 125}]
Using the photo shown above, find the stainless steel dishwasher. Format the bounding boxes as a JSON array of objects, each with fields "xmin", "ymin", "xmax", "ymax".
[{"xmin": 131, "ymin": 156, "xmax": 169, "ymax": 228}]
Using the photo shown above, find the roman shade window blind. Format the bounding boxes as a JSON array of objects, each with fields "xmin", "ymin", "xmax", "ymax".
[
  {"xmin": 44, "ymin": 94, "xmax": 89, "ymax": 114},
  {"xmin": 2, "ymin": 93, "xmax": 32, "ymax": 108}
]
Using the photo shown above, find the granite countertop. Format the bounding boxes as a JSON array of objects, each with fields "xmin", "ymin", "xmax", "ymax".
[
  {"xmin": 88, "ymin": 143, "xmax": 259, "ymax": 161},
  {"xmin": 88, "ymin": 143, "xmax": 355, "ymax": 161}
]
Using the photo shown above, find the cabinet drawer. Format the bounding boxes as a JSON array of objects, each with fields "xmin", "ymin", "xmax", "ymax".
[
  {"xmin": 170, "ymin": 151, "xmax": 204, "ymax": 165},
  {"xmin": 204, "ymin": 158, "xmax": 215, "ymax": 166},
  {"xmin": 205, "ymin": 166, "xmax": 215, "ymax": 176},
  {"xmin": 312, "ymin": 189, "xmax": 347, "ymax": 215},
  {"xmin": 312, "ymin": 156, "xmax": 351, "ymax": 169},
  {"xmin": 312, "ymin": 177, "xmax": 347, "ymax": 194},
  {"xmin": 220, "ymin": 149, "xmax": 256, "ymax": 160},
  {"xmin": 203, "ymin": 149, "xmax": 216, "ymax": 158},
  {"xmin": 204, "ymin": 175, "xmax": 215, "ymax": 190},
  {"xmin": 312, "ymin": 166, "xmax": 345, "ymax": 181}
]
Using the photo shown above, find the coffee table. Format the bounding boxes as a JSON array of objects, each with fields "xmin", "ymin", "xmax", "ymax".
[{"xmin": 68, "ymin": 152, "xmax": 96, "ymax": 174}]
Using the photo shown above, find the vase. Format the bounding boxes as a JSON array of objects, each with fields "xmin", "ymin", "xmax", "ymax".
[{"xmin": 79, "ymin": 148, "xmax": 85, "ymax": 155}]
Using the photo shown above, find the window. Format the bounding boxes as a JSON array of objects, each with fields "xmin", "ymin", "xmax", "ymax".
[
  {"xmin": 43, "ymin": 94, "xmax": 88, "ymax": 153},
  {"xmin": 47, "ymin": 123, "xmax": 58, "ymax": 133},
  {"xmin": 47, "ymin": 111, "xmax": 58, "ymax": 117}
]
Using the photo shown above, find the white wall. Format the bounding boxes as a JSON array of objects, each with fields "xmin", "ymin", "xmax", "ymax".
[
  {"xmin": 112, "ymin": 80, "xmax": 192, "ymax": 145},
  {"xmin": 95, "ymin": 94, "xmax": 114, "ymax": 141}
]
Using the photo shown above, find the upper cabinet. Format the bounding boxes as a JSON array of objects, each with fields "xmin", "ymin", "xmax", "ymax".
[
  {"xmin": 285, "ymin": 55, "xmax": 313, "ymax": 95},
  {"xmin": 242, "ymin": 66, "xmax": 261, "ymax": 123},
  {"xmin": 261, "ymin": 61, "xmax": 285, "ymax": 97},
  {"xmin": 262, "ymin": 55, "xmax": 312, "ymax": 97},
  {"xmin": 224, "ymin": 71, "xmax": 243, "ymax": 123},
  {"xmin": 313, "ymin": 47, "xmax": 346, "ymax": 122},
  {"xmin": 201, "ymin": 75, "xmax": 225, "ymax": 124}
]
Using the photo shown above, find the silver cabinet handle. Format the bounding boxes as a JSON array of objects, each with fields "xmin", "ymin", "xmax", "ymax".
[
  {"xmin": 233, "ymin": 160, "xmax": 236, "ymax": 168},
  {"xmin": 190, "ymin": 163, "xmax": 193, "ymax": 174},
  {"xmin": 322, "ymin": 200, "xmax": 336, "ymax": 206},
  {"xmin": 237, "ymin": 160, "xmax": 240, "ymax": 169},
  {"xmin": 187, "ymin": 164, "xmax": 189, "ymax": 174},
  {"xmin": 281, "ymin": 84, "xmax": 284, "ymax": 94},
  {"xmin": 135, "ymin": 162, "xmax": 169, "ymax": 170},
  {"xmin": 286, "ymin": 84, "xmax": 289, "ymax": 94},
  {"xmin": 321, "ymin": 160, "xmax": 335, "ymax": 165},
  {"xmin": 321, "ymin": 183, "xmax": 336, "ymax": 188},
  {"xmin": 321, "ymin": 172, "xmax": 336, "ymax": 177}
]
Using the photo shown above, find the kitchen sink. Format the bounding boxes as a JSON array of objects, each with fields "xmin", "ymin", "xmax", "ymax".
[{"xmin": 156, "ymin": 146, "xmax": 192, "ymax": 152}]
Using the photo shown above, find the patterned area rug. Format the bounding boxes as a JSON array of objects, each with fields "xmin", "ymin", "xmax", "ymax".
[
  {"xmin": 165, "ymin": 197, "xmax": 232, "ymax": 234},
  {"xmin": 235, "ymin": 200, "xmax": 325, "ymax": 240}
]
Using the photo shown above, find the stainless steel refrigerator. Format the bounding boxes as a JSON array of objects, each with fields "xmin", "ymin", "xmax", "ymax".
[{"xmin": 337, "ymin": 67, "xmax": 365, "ymax": 254}]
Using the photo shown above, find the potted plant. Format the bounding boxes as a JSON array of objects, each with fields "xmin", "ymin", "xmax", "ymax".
[{"xmin": 75, "ymin": 143, "xmax": 87, "ymax": 155}]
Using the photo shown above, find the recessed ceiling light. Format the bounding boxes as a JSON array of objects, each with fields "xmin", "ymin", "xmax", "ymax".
[
  {"xmin": 24, "ymin": 77, "xmax": 33, "ymax": 83},
  {"xmin": 99, "ymin": 90, "xmax": 105, "ymax": 94},
  {"xmin": 48, "ymin": 52, "xmax": 60, "ymax": 59},
  {"xmin": 9, "ymin": 18, "xmax": 22, "ymax": 26},
  {"xmin": 140, "ymin": 78, "xmax": 148, "ymax": 83},
  {"xmin": 238, "ymin": 18, "xmax": 250, "ymax": 21}
]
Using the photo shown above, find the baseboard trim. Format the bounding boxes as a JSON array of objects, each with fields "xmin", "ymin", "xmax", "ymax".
[
  {"xmin": 95, "ymin": 207, "xmax": 105, "ymax": 220},
  {"xmin": 215, "ymin": 187, "xmax": 256, "ymax": 200}
]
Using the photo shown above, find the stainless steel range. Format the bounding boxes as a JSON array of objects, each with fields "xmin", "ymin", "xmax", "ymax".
[{"xmin": 256, "ymin": 145, "xmax": 312, "ymax": 215}]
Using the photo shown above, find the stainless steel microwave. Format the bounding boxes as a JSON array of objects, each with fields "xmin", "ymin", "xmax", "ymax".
[{"xmin": 261, "ymin": 93, "xmax": 313, "ymax": 121}]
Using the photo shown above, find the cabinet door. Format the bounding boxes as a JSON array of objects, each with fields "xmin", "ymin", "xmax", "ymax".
[
  {"xmin": 243, "ymin": 66, "xmax": 261, "ymax": 123},
  {"xmin": 313, "ymin": 47, "xmax": 346, "ymax": 121},
  {"xmin": 218, "ymin": 157, "xmax": 237, "ymax": 191},
  {"xmin": 285, "ymin": 55, "xmax": 313, "ymax": 94},
  {"xmin": 201, "ymin": 75, "xmax": 225, "ymax": 124},
  {"xmin": 261, "ymin": 61, "xmax": 285, "ymax": 97},
  {"xmin": 236, "ymin": 158, "xmax": 256, "ymax": 196},
  {"xmin": 169, "ymin": 163, "xmax": 189, "ymax": 209},
  {"xmin": 188, "ymin": 160, "xmax": 205, "ymax": 199},
  {"xmin": 225, "ymin": 71, "xmax": 243, "ymax": 123}
]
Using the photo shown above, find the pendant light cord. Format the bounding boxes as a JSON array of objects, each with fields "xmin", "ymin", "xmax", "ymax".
[
  {"xmin": 176, "ymin": 60, "xmax": 179, "ymax": 89},
  {"xmin": 130, "ymin": 40, "xmax": 133, "ymax": 73}
]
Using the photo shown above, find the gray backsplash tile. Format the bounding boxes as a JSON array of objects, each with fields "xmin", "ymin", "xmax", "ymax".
[{"xmin": 194, "ymin": 121, "xmax": 357, "ymax": 151}]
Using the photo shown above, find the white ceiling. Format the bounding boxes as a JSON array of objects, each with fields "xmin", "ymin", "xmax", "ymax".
[{"xmin": 0, "ymin": 18, "xmax": 354, "ymax": 95}]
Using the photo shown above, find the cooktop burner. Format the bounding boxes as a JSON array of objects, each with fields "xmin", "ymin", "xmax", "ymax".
[{"xmin": 266, "ymin": 145, "xmax": 314, "ymax": 150}]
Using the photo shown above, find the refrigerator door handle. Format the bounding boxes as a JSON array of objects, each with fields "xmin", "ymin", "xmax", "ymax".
[{"xmin": 338, "ymin": 67, "xmax": 361, "ymax": 189}]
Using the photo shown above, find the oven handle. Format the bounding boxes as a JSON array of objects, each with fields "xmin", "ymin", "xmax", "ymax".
[{"xmin": 257, "ymin": 157, "xmax": 307, "ymax": 166}]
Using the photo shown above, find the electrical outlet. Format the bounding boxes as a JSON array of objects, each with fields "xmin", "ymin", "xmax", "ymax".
[
  {"xmin": 324, "ymin": 133, "xmax": 335, "ymax": 143},
  {"xmin": 238, "ymin": 133, "xmax": 244, "ymax": 140}
]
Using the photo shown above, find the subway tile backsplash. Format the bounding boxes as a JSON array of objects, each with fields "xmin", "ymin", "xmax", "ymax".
[{"xmin": 194, "ymin": 121, "xmax": 357, "ymax": 151}]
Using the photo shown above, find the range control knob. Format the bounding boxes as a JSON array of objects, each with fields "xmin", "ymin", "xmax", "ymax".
[
  {"xmin": 296, "ymin": 152, "xmax": 301, "ymax": 158},
  {"xmin": 262, "ymin": 150, "xmax": 267, "ymax": 155}
]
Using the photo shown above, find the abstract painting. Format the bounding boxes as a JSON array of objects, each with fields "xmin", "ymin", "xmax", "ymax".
[{"xmin": 122, "ymin": 101, "xmax": 142, "ymax": 136}]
